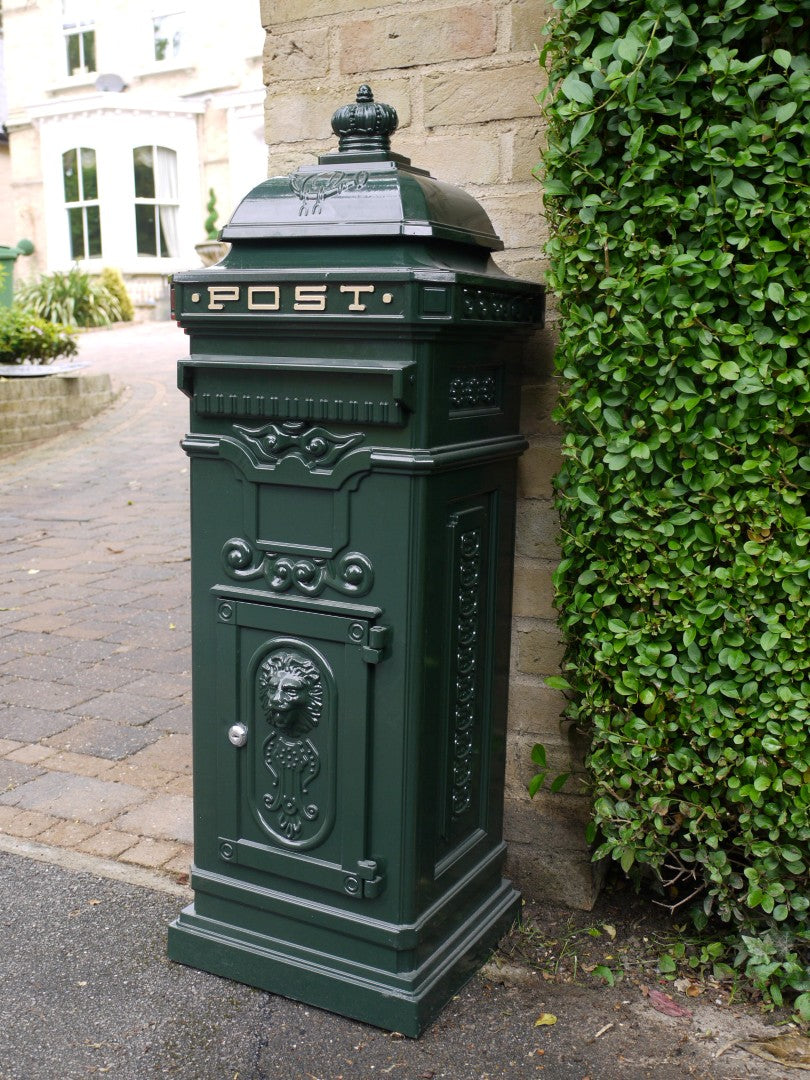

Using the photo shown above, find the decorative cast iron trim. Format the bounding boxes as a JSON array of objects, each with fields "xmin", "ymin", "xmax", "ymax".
[
  {"xmin": 223, "ymin": 537, "xmax": 374, "ymax": 598},
  {"xmin": 233, "ymin": 420, "xmax": 365, "ymax": 469}
]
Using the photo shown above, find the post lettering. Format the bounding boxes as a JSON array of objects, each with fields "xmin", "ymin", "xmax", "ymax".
[
  {"xmin": 247, "ymin": 286, "xmax": 281, "ymax": 311},
  {"xmin": 207, "ymin": 286, "xmax": 240, "ymax": 310},
  {"xmin": 294, "ymin": 285, "xmax": 328, "ymax": 311},
  {"xmin": 340, "ymin": 284, "xmax": 375, "ymax": 311}
]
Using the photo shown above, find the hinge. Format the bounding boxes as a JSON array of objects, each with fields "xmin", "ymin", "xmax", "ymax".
[
  {"xmin": 357, "ymin": 859, "xmax": 384, "ymax": 899},
  {"xmin": 361, "ymin": 624, "xmax": 390, "ymax": 664}
]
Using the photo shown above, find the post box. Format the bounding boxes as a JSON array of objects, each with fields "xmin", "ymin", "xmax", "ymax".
[{"xmin": 168, "ymin": 85, "xmax": 545, "ymax": 1036}]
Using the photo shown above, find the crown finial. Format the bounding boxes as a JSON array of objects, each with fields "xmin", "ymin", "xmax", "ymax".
[{"xmin": 330, "ymin": 84, "xmax": 398, "ymax": 156}]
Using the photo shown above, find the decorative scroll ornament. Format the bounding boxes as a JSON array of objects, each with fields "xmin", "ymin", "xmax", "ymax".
[
  {"xmin": 223, "ymin": 537, "xmax": 374, "ymax": 598},
  {"xmin": 233, "ymin": 420, "xmax": 364, "ymax": 470},
  {"xmin": 451, "ymin": 529, "xmax": 482, "ymax": 818},
  {"xmin": 289, "ymin": 170, "xmax": 369, "ymax": 216},
  {"xmin": 259, "ymin": 650, "xmax": 323, "ymax": 842}
]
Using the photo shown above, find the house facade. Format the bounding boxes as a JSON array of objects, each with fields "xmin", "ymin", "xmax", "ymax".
[{"xmin": 2, "ymin": 0, "xmax": 265, "ymax": 307}]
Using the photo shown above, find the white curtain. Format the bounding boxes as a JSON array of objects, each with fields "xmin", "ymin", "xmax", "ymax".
[{"xmin": 155, "ymin": 146, "xmax": 179, "ymax": 257}]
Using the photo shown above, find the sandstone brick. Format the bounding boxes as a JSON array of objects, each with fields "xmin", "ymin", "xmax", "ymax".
[
  {"xmin": 516, "ymin": 621, "xmax": 565, "ymax": 677},
  {"xmin": 512, "ymin": 557, "xmax": 556, "ymax": 620},
  {"xmin": 78, "ymin": 828, "xmax": 140, "ymax": 859},
  {"xmin": 120, "ymin": 837, "xmax": 181, "ymax": 869},
  {"xmin": 123, "ymin": 733, "xmax": 192, "ymax": 775},
  {"xmin": 162, "ymin": 845, "xmax": 193, "ymax": 878},
  {"xmin": 520, "ymin": 378, "xmax": 559, "ymax": 436},
  {"xmin": 511, "ymin": 121, "xmax": 546, "ymax": 182},
  {"xmin": 481, "ymin": 191, "xmax": 548, "ymax": 249},
  {"xmin": 3, "ymin": 807, "xmax": 59, "ymax": 837},
  {"xmin": 511, "ymin": 0, "xmax": 554, "ymax": 52},
  {"xmin": 5, "ymin": 744, "xmax": 55, "ymax": 765},
  {"xmin": 113, "ymin": 793, "xmax": 193, "ymax": 845},
  {"xmin": 517, "ymin": 437, "xmax": 562, "ymax": 499},
  {"xmin": 340, "ymin": 6, "xmax": 495, "ymax": 74},
  {"xmin": 425, "ymin": 63, "xmax": 542, "ymax": 127},
  {"xmin": 265, "ymin": 80, "xmax": 411, "ymax": 144},
  {"xmin": 37, "ymin": 819, "xmax": 99, "ymax": 848},
  {"xmin": 262, "ymin": 0, "xmax": 394, "ymax": 23},
  {"xmin": 505, "ymin": 838, "xmax": 601, "ymax": 910},
  {"xmin": 515, "ymin": 498, "xmax": 559, "ymax": 560},
  {"xmin": 263, "ymin": 27, "xmax": 330, "ymax": 82},
  {"xmin": 396, "ymin": 132, "xmax": 500, "ymax": 186},
  {"xmin": 507, "ymin": 675, "xmax": 567, "ymax": 737},
  {"xmin": 41, "ymin": 751, "xmax": 117, "ymax": 777},
  {"xmin": 0, "ymin": 739, "xmax": 24, "ymax": 756},
  {"xmin": 504, "ymin": 730, "xmax": 587, "ymax": 802}
]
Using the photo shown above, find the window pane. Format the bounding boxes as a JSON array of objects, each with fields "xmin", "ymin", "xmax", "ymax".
[
  {"xmin": 80, "ymin": 148, "xmax": 98, "ymax": 200},
  {"xmin": 135, "ymin": 204, "xmax": 157, "ymax": 256},
  {"xmin": 82, "ymin": 29, "xmax": 96, "ymax": 72},
  {"xmin": 157, "ymin": 204, "xmax": 179, "ymax": 257},
  {"xmin": 86, "ymin": 205, "xmax": 102, "ymax": 257},
  {"xmin": 68, "ymin": 207, "xmax": 86, "ymax": 260},
  {"xmin": 153, "ymin": 14, "xmax": 183, "ymax": 61},
  {"xmin": 66, "ymin": 33, "xmax": 81, "ymax": 75},
  {"xmin": 133, "ymin": 146, "xmax": 155, "ymax": 199},
  {"xmin": 63, "ymin": 149, "xmax": 79, "ymax": 202}
]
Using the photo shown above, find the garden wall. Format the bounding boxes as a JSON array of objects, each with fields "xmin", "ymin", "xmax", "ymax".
[
  {"xmin": 260, "ymin": 0, "xmax": 599, "ymax": 907},
  {"xmin": 0, "ymin": 372, "xmax": 117, "ymax": 455}
]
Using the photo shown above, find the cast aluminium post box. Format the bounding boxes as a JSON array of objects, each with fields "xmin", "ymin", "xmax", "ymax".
[{"xmin": 168, "ymin": 85, "xmax": 545, "ymax": 1036}]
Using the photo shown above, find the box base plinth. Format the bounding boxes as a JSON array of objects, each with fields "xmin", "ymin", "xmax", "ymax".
[{"xmin": 168, "ymin": 880, "xmax": 520, "ymax": 1037}]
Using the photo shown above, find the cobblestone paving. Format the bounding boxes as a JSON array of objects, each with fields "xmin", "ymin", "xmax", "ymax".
[{"xmin": 0, "ymin": 322, "xmax": 194, "ymax": 878}]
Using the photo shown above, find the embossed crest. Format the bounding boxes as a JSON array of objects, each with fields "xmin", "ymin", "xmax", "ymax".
[
  {"xmin": 289, "ymin": 170, "xmax": 369, "ymax": 216},
  {"xmin": 258, "ymin": 648, "xmax": 325, "ymax": 844}
]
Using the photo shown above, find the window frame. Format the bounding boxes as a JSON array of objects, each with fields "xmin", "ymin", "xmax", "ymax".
[
  {"xmin": 62, "ymin": 1, "xmax": 97, "ymax": 76},
  {"xmin": 62, "ymin": 146, "xmax": 102, "ymax": 260},
  {"xmin": 132, "ymin": 144, "xmax": 180, "ymax": 259}
]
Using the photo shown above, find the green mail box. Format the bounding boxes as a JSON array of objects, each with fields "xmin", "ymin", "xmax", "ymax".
[{"xmin": 168, "ymin": 85, "xmax": 545, "ymax": 1036}]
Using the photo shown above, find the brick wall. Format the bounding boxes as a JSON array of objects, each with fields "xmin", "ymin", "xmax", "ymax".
[{"xmin": 259, "ymin": 0, "xmax": 599, "ymax": 908}]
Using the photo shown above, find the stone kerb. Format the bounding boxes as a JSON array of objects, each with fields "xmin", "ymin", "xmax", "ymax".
[
  {"xmin": 0, "ymin": 372, "xmax": 118, "ymax": 455},
  {"xmin": 260, "ymin": 0, "xmax": 598, "ymax": 908}
]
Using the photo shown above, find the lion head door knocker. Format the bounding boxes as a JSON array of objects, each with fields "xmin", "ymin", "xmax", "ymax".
[{"xmin": 258, "ymin": 649, "xmax": 324, "ymax": 842}]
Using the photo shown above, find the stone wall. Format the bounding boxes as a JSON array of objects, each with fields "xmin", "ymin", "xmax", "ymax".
[
  {"xmin": 0, "ymin": 373, "xmax": 117, "ymax": 455},
  {"xmin": 259, "ymin": 0, "xmax": 599, "ymax": 908}
]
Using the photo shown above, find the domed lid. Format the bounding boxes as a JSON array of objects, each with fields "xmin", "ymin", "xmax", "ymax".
[{"xmin": 221, "ymin": 85, "xmax": 503, "ymax": 251}]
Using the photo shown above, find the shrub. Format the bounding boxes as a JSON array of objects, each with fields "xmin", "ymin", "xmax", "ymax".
[
  {"xmin": 98, "ymin": 267, "xmax": 134, "ymax": 322},
  {"xmin": 15, "ymin": 265, "xmax": 126, "ymax": 327},
  {"xmin": 540, "ymin": 0, "xmax": 810, "ymax": 1010},
  {"xmin": 0, "ymin": 306, "xmax": 78, "ymax": 365}
]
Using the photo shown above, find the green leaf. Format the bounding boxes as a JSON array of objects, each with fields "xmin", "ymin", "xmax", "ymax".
[
  {"xmin": 732, "ymin": 178, "xmax": 757, "ymax": 201},
  {"xmin": 570, "ymin": 112, "xmax": 595, "ymax": 148},
  {"xmin": 719, "ymin": 361, "xmax": 740, "ymax": 380},
  {"xmin": 598, "ymin": 11, "xmax": 620, "ymax": 35},
  {"xmin": 795, "ymin": 993, "xmax": 810, "ymax": 1023},
  {"xmin": 545, "ymin": 675, "xmax": 573, "ymax": 691},
  {"xmin": 772, "ymin": 49, "xmax": 791, "ymax": 69},
  {"xmin": 561, "ymin": 74, "xmax": 594, "ymax": 105}
]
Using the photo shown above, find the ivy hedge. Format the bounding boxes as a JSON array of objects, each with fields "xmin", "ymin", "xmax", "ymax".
[{"xmin": 540, "ymin": 0, "xmax": 809, "ymax": 1008}]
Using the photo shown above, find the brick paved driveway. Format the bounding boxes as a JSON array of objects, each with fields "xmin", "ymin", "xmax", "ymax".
[{"xmin": 0, "ymin": 321, "xmax": 194, "ymax": 878}]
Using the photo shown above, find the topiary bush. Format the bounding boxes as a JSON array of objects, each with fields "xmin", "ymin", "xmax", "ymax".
[
  {"xmin": 0, "ymin": 306, "xmax": 78, "ymax": 365},
  {"xmin": 15, "ymin": 265, "xmax": 126, "ymax": 327},
  {"xmin": 540, "ymin": 0, "xmax": 809, "ymax": 1011}
]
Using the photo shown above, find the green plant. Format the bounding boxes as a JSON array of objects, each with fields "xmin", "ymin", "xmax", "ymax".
[
  {"xmin": 16, "ymin": 265, "xmax": 126, "ymax": 327},
  {"xmin": 0, "ymin": 305, "xmax": 78, "ymax": 364},
  {"xmin": 540, "ymin": 0, "xmax": 810, "ymax": 1006},
  {"xmin": 98, "ymin": 267, "xmax": 134, "ymax": 322},
  {"xmin": 204, "ymin": 188, "xmax": 219, "ymax": 240}
]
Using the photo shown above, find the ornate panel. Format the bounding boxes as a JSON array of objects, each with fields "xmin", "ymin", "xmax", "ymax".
[
  {"xmin": 215, "ymin": 599, "xmax": 386, "ymax": 899},
  {"xmin": 435, "ymin": 498, "xmax": 495, "ymax": 871}
]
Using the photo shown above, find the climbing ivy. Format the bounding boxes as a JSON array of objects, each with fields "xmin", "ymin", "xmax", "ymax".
[{"xmin": 540, "ymin": 0, "xmax": 810, "ymax": 1008}]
